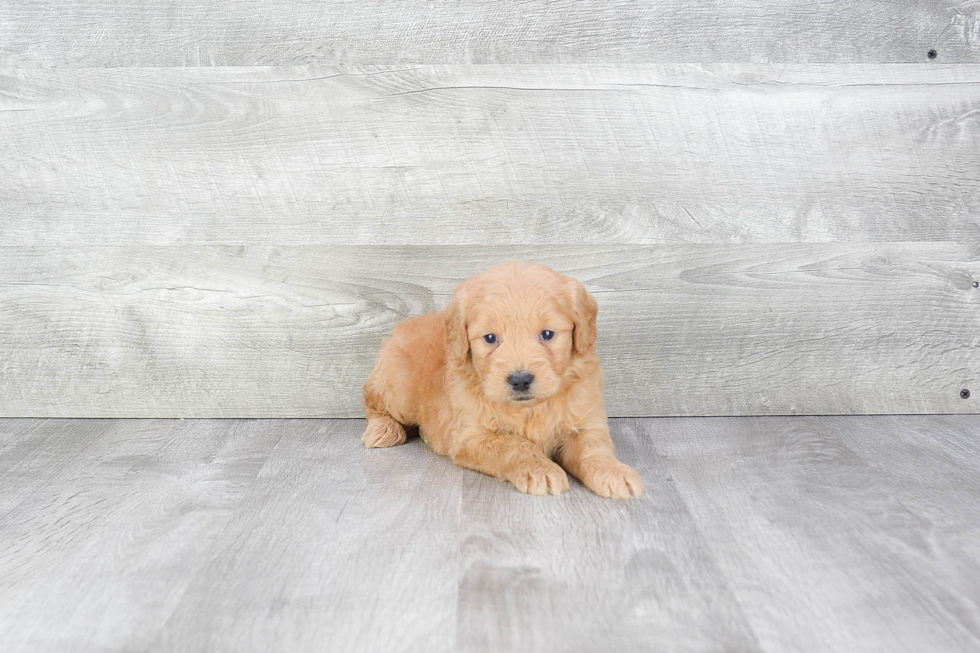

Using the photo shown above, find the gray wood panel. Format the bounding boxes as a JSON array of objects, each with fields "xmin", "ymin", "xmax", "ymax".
[
  {"xmin": 1, "ymin": 1, "xmax": 978, "ymax": 67},
  {"xmin": 457, "ymin": 428, "xmax": 760, "ymax": 652},
  {"xmin": 152, "ymin": 419, "xmax": 462, "ymax": 652},
  {"xmin": 1, "ymin": 243, "xmax": 977, "ymax": 417},
  {"xmin": 834, "ymin": 416, "xmax": 980, "ymax": 573},
  {"xmin": 0, "ymin": 418, "xmax": 118, "ymax": 516},
  {"xmin": 2, "ymin": 65, "xmax": 979, "ymax": 246},
  {"xmin": 3, "ymin": 416, "xmax": 980, "ymax": 652},
  {"xmin": 650, "ymin": 415, "xmax": 980, "ymax": 652},
  {"xmin": 0, "ymin": 418, "xmax": 286, "ymax": 652}
]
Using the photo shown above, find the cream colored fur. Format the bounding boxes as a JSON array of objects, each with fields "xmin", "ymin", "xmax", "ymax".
[{"xmin": 362, "ymin": 261, "xmax": 643, "ymax": 498}]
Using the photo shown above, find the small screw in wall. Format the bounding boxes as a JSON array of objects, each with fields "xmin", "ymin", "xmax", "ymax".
[
  {"xmin": 973, "ymin": 281, "xmax": 979, "ymax": 288},
  {"xmin": 962, "ymin": 389, "xmax": 971, "ymax": 399},
  {"xmin": 928, "ymin": 49, "xmax": 938, "ymax": 60}
]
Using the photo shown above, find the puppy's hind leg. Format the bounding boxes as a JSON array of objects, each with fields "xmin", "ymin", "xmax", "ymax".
[{"xmin": 361, "ymin": 377, "xmax": 408, "ymax": 449}]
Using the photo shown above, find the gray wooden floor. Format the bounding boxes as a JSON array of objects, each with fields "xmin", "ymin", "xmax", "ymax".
[{"xmin": 1, "ymin": 417, "xmax": 979, "ymax": 652}]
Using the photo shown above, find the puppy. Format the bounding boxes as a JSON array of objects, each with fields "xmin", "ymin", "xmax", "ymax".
[{"xmin": 361, "ymin": 261, "xmax": 643, "ymax": 498}]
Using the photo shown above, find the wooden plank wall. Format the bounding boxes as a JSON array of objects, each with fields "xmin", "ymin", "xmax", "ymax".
[{"xmin": 1, "ymin": 4, "xmax": 978, "ymax": 417}]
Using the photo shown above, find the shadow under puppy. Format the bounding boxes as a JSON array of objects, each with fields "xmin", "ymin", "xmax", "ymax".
[{"xmin": 362, "ymin": 261, "xmax": 643, "ymax": 498}]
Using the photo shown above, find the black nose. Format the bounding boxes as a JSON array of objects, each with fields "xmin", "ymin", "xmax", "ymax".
[{"xmin": 507, "ymin": 371, "xmax": 535, "ymax": 393}]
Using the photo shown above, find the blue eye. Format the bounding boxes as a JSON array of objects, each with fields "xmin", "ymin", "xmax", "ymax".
[
  {"xmin": 540, "ymin": 330, "xmax": 555, "ymax": 341},
  {"xmin": 484, "ymin": 334, "xmax": 497, "ymax": 344}
]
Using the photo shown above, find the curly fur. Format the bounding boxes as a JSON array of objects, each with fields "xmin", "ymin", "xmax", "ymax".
[{"xmin": 362, "ymin": 261, "xmax": 643, "ymax": 498}]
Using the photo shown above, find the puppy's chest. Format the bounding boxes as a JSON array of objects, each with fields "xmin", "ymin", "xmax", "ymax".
[{"xmin": 500, "ymin": 406, "xmax": 571, "ymax": 446}]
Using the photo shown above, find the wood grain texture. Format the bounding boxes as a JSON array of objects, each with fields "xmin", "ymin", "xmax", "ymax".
[
  {"xmin": 650, "ymin": 415, "xmax": 980, "ymax": 652},
  {"xmin": 2, "ymin": 1, "xmax": 979, "ymax": 67},
  {"xmin": 0, "ymin": 418, "xmax": 118, "ymax": 516},
  {"xmin": 1, "ymin": 243, "xmax": 977, "ymax": 417},
  {"xmin": 2, "ymin": 416, "xmax": 980, "ymax": 652},
  {"xmin": 151, "ymin": 419, "xmax": 462, "ymax": 653},
  {"xmin": 457, "ymin": 425, "xmax": 760, "ymax": 652},
  {"xmin": 0, "ymin": 419, "xmax": 286, "ymax": 652},
  {"xmin": 833, "ymin": 415, "xmax": 980, "ymax": 587},
  {"xmin": 2, "ymin": 65, "xmax": 979, "ymax": 246}
]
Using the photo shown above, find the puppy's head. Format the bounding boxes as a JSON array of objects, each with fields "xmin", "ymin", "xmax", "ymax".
[{"xmin": 445, "ymin": 261, "xmax": 598, "ymax": 406}]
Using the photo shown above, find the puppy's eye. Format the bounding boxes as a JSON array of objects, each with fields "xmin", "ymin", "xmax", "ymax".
[
  {"xmin": 540, "ymin": 330, "xmax": 555, "ymax": 341},
  {"xmin": 483, "ymin": 334, "xmax": 498, "ymax": 344}
]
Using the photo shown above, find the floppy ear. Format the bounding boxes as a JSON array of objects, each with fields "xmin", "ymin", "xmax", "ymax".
[
  {"xmin": 444, "ymin": 282, "xmax": 471, "ymax": 368},
  {"xmin": 567, "ymin": 277, "xmax": 599, "ymax": 356}
]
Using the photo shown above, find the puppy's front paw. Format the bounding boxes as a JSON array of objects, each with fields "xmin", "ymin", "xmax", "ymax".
[
  {"xmin": 583, "ymin": 462, "xmax": 644, "ymax": 499},
  {"xmin": 362, "ymin": 417, "xmax": 407, "ymax": 449},
  {"xmin": 507, "ymin": 460, "xmax": 570, "ymax": 496}
]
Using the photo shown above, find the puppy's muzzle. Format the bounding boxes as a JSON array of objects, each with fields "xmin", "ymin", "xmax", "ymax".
[{"xmin": 507, "ymin": 370, "xmax": 535, "ymax": 399}]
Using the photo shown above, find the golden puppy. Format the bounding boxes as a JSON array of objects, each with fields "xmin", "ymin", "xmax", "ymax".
[{"xmin": 361, "ymin": 261, "xmax": 643, "ymax": 498}]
